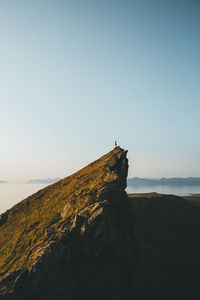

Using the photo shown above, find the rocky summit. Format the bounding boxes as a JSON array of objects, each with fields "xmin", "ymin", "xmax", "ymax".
[{"xmin": 0, "ymin": 147, "xmax": 138, "ymax": 300}]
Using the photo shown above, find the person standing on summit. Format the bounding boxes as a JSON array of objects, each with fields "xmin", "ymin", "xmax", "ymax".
[{"xmin": 115, "ymin": 141, "xmax": 117, "ymax": 147}]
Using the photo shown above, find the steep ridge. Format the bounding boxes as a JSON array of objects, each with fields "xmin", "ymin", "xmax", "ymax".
[{"xmin": 0, "ymin": 147, "xmax": 138, "ymax": 299}]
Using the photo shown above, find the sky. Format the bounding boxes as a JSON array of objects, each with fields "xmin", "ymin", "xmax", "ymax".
[{"xmin": 0, "ymin": 0, "xmax": 199, "ymax": 180}]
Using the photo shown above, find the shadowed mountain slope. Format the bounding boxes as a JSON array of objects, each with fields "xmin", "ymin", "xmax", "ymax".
[
  {"xmin": 0, "ymin": 147, "xmax": 138, "ymax": 300},
  {"xmin": 129, "ymin": 193, "xmax": 200, "ymax": 300}
]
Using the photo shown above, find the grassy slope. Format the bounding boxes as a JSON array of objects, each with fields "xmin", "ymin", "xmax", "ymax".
[{"xmin": 0, "ymin": 147, "xmax": 124, "ymax": 275}]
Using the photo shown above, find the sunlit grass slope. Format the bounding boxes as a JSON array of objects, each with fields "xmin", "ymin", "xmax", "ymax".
[{"xmin": 0, "ymin": 147, "xmax": 126, "ymax": 274}]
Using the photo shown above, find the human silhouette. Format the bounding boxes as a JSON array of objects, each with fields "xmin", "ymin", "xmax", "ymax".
[{"xmin": 115, "ymin": 141, "xmax": 117, "ymax": 147}]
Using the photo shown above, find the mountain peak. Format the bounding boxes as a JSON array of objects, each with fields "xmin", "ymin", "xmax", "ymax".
[{"xmin": 0, "ymin": 147, "xmax": 138, "ymax": 299}]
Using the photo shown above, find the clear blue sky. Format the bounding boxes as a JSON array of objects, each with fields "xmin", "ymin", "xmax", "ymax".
[{"xmin": 0, "ymin": 0, "xmax": 199, "ymax": 179}]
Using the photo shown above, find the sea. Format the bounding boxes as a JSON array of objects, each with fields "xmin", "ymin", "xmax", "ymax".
[
  {"xmin": 0, "ymin": 183, "xmax": 200, "ymax": 215},
  {"xmin": 126, "ymin": 185, "xmax": 200, "ymax": 196}
]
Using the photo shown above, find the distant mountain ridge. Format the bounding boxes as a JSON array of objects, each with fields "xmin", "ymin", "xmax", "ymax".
[
  {"xmin": 128, "ymin": 177, "xmax": 200, "ymax": 186},
  {"xmin": 0, "ymin": 181, "xmax": 7, "ymax": 183},
  {"xmin": 26, "ymin": 178, "xmax": 61, "ymax": 184}
]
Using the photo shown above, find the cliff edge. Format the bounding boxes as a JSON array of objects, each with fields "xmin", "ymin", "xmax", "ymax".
[{"xmin": 0, "ymin": 147, "xmax": 138, "ymax": 300}]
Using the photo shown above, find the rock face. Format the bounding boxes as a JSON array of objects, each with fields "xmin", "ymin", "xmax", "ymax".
[{"xmin": 0, "ymin": 147, "xmax": 138, "ymax": 300}]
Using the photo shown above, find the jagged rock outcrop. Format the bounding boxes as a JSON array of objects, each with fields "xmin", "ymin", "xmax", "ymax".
[{"xmin": 0, "ymin": 147, "xmax": 139, "ymax": 300}]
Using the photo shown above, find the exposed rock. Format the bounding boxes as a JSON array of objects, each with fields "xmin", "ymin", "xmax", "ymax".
[{"xmin": 0, "ymin": 147, "xmax": 139, "ymax": 300}]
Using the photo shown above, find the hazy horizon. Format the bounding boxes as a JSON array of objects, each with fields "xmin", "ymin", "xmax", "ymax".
[
  {"xmin": 2, "ymin": 175, "xmax": 200, "ymax": 182},
  {"xmin": 1, "ymin": 0, "xmax": 199, "ymax": 180},
  {"xmin": 0, "ymin": 180, "xmax": 200, "ymax": 214}
]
